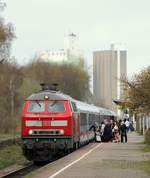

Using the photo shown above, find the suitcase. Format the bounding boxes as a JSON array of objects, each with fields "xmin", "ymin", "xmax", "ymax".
[{"xmin": 95, "ymin": 133, "xmax": 101, "ymax": 142}]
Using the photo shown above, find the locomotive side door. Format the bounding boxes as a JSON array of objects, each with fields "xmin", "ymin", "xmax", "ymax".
[{"xmin": 71, "ymin": 102, "xmax": 80, "ymax": 143}]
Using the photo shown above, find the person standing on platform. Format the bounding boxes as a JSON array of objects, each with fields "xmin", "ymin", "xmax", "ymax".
[
  {"xmin": 120, "ymin": 121, "xmax": 127, "ymax": 143},
  {"xmin": 125, "ymin": 118, "xmax": 130, "ymax": 132},
  {"xmin": 100, "ymin": 121, "xmax": 105, "ymax": 142},
  {"xmin": 103, "ymin": 122, "xmax": 112, "ymax": 142},
  {"xmin": 113, "ymin": 121, "xmax": 120, "ymax": 142}
]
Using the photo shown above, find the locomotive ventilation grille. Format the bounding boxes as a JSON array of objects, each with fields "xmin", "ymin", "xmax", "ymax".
[{"xmin": 29, "ymin": 129, "xmax": 64, "ymax": 135}]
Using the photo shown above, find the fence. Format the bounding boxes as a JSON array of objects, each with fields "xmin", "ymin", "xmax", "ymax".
[{"xmin": 136, "ymin": 114, "xmax": 150, "ymax": 135}]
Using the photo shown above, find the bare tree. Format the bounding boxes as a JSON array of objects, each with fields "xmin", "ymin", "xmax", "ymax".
[
  {"xmin": 121, "ymin": 66, "xmax": 150, "ymax": 115},
  {"xmin": 21, "ymin": 60, "xmax": 90, "ymax": 101},
  {"xmin": 0, "ymin": 2, "xmax": 16, "ymax": 133}
]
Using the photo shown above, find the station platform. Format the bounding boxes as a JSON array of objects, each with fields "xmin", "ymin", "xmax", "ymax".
[{"xmin": 26, "ymin": 132, "xmax": 150, "ymax": 178}]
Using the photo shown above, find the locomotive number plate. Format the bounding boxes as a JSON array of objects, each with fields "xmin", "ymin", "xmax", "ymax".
[{"xmin": 42, "ymin": 121, "xmax": 51, "ymax": 126}]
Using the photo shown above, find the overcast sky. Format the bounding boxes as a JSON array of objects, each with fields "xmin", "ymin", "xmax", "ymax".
[{"xmin": 3, "ymin": 0, "xmax": 150, "ymax": 75}]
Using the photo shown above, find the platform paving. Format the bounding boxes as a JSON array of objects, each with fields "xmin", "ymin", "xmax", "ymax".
[{"xmin": 26, "ymin": 132, "xmax": 150, "ymax": 178}]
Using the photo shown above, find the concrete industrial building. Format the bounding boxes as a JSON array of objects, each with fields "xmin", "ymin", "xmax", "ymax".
[{"xmin": 93, "ymin": 44, "xmax": 127, "ymax": 115}]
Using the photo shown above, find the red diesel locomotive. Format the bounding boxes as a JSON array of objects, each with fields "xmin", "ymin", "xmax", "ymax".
[{"xmin": 21, "ymin": 86, "xmax": 116, "ymax": 163}]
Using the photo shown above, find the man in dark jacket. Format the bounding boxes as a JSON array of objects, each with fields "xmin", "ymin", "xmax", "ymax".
[
  {"xmin": 103, "ymin": 123, "xmax": 112, "ymax": 142},
  {"xmin": 120, "ymin": 121, "xmax": 127, "ymax": 143}
]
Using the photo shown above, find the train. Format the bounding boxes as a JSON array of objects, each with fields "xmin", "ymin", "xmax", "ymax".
[{"xmin": 21, "ymin": 85, "xmax": 117, "ymax": 163}]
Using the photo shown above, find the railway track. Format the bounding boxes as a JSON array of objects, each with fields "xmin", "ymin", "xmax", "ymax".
[
  {"xmin": 0, "ymin": 138, "xmax": 85, "ymax": 178},
  {"xmin": 1, "ymin": 152, "xmax": 66, "ymax": 178},
  {"xmin": 1, "ymin": 163, "xmax": 39, "ymax": 178}
]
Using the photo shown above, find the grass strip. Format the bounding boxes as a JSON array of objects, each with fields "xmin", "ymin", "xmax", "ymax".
[
  {"xmin": 0, "ymin": 144, "xmax": 27, "ymax": 170},
  {"xmin": 143, "ymin": 144, "xmax": 150, "ymax": 152}
]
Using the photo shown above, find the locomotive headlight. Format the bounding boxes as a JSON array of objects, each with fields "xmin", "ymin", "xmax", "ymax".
[
  {"xmin": 44, "ymin": 95, "xmax": 49, "ymax": 100},
  {"xmin": 29, "ymin": 130, "xmax": 33, "ymax": 135},
  {"xmin": 60, "ymin": 130, "xmax": 64, "ymax": 134}
]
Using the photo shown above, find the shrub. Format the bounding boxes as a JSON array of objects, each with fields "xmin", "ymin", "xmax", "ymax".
[{"xmin": 144, "ymin": 128, "xmax": 150, "ymax": 144}]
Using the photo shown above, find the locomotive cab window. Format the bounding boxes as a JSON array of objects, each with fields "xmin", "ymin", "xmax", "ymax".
[
  {"xmin": 71, "ymin": 102, "xmax": 78, "ymax": 112},
  {"xmin": 48, "ymin": 101, "xmax": 65, "ymax": 112},
  {"xmin": 27, "ymin": 101, "xmax": 45, "ymax": 112}
]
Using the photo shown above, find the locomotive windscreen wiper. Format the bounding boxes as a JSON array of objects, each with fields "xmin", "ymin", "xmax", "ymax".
[
  {"xmin": 35, "ymin": 100, "xmax": 41, "ymax": 107},
  {"xmin": 49, "ymin": 101, "xmax": 57, "ymax": 107}
]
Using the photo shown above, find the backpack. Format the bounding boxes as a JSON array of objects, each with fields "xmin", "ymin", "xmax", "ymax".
[{"xmin": 120, "ymin": 124, "xmax": 126, "ymax": 133}]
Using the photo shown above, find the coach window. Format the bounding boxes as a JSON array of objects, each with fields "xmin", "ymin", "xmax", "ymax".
[
  {"xmin": 92, "ymin": 114, "xmax": 95, "ymax": 122},
  {"xmin": 95, "ymin": 115, "xmax": 99, "ymax": 124},
  {"xmin": 80, "ymin": 113, "xmax": 87, "ymax": 126},
  {"xmin": 89, "ymin": 114, "xmax": 94, "ymax": 127}
]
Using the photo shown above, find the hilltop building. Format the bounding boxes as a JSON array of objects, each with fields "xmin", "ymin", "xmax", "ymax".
[{"xmin": 40, "ymin": 33, "xmax": 85, "ymax": 66}]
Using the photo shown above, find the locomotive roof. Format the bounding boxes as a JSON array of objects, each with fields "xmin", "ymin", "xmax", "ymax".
[
  {"xmin": 27, "ymin": 90, "xmax": 71, "ymax": 101},
  {"xmin": 26, "ymin": 90, "xmax": 117, "ymax": 117}
]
